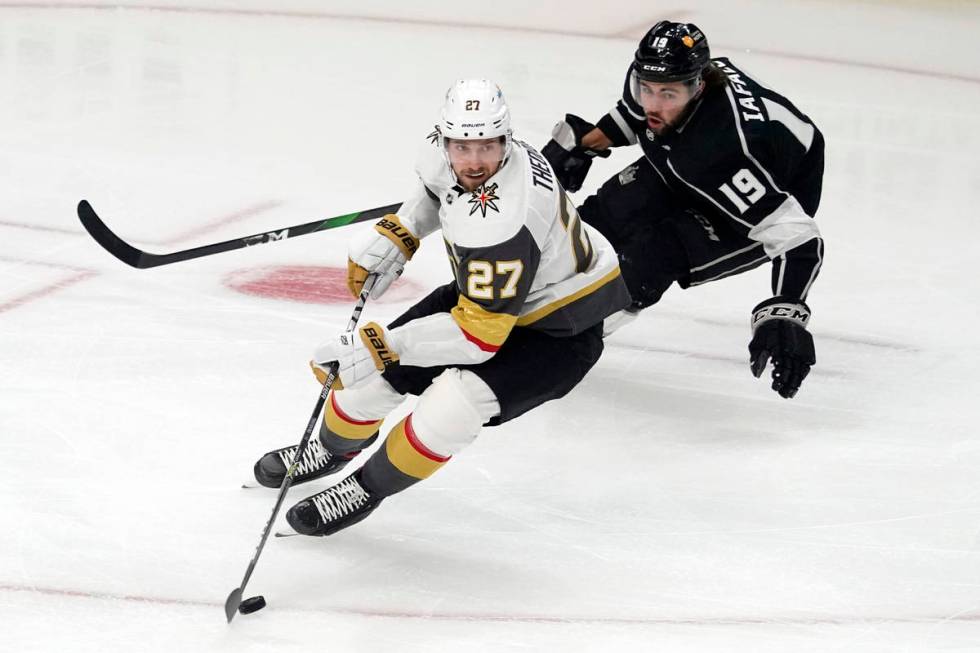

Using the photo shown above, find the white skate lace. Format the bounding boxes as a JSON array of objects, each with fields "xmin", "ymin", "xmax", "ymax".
[
  {"xmin": 312, "ymin": 476, "xmax": 370, "ymax": 523},
  {"xmin": 277, "ymin": 437, "xmax": 330, "ymax": 477}
]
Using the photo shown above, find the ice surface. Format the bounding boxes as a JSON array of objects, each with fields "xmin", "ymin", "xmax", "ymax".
[{"xmin": 1, "ymin": 2, "xmax": 979, "ymax": 651}]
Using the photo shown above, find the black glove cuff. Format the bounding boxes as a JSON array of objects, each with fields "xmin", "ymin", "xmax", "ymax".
[{"xmin": 751, "ymin": 297, "xmax": 811, "ymax": 332}]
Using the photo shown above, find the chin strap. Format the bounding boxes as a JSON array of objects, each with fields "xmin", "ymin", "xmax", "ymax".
[{"xmin": 690, "ymin": 76, "xmax": 706, "ymax": 101}]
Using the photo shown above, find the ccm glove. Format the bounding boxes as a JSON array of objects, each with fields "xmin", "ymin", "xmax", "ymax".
[
  {"xmin": 311, "ymin": 322, "xmax": 400, "ymax": 390},
  {"xmin": 347, "ymin": 215, "xmax": 419, "ymax": 299},
  {"xmin": 748, "ymin": 297, "xmax": 816, "ymax": 399},
  {"xmin": 541, "ymin": 114, "xmax": 610, "ymax": 192}
]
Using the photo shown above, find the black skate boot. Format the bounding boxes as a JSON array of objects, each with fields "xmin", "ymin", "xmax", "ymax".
[
  {"xmin": 252, "ymin": 434, "xmax": 377, "ymax": 489},
  {"xmin": 286, "ymin": 471, "xmax": 383, "ymax": 536}
]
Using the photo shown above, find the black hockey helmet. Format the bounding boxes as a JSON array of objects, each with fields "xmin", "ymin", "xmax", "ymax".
[{"xmin": 633, "ymin": 21, "xmax": 710, "ymax": 83}]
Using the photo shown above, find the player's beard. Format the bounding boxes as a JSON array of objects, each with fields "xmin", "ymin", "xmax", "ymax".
[
  {"xmin": 646, "ymin": 113, "xmax": 669, "ymax": 134},
  {"xmin": 458, "ymin": 167, "xmax": 489, "ymax": 191},
  {"xmin": 457, "ymin": 160, "xmax": 503, "ymax": 191},
  {"xmin": 647, "ymin": 99, "xmax": 699, "ymax": 136}
]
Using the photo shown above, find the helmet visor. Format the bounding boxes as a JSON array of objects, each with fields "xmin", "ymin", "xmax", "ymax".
[{"xmin": 445, "ymin": 137, "xmax": 507, "ymax": 170}]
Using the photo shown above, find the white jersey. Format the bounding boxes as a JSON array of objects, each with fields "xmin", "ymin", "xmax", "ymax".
[{"xmin": 387, "ymin": 134, "xmax": 630, "ymax": 369}]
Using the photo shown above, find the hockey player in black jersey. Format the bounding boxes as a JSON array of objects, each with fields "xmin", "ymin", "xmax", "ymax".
[{"xmin": 542, "ymin": 21, "xmax": 825, "ymax": 399}]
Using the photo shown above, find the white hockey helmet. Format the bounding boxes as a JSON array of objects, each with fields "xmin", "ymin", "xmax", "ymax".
[{"xmin": 438, "ymin": 79, "xmax": 513, "ymax": 165}]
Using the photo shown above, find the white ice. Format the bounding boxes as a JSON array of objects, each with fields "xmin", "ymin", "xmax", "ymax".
[{"xmin": 2, "ymin": 1, "xmax": 979, "ymax": 651}]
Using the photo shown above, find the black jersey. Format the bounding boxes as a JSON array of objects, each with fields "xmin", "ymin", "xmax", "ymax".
[{"xmin": 594, "ymin": 57, "xmax": 825, "ymax": 302}]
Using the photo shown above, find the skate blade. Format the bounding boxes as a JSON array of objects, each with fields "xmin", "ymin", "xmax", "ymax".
[{"xmin": 274, "ymin": 528, "xmax": 301, "ymax": 538}]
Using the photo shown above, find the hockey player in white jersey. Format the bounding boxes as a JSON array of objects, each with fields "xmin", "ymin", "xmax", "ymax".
[{"xmin": 252, "ymin": 79, "xmax": 630, "ymax": 536}]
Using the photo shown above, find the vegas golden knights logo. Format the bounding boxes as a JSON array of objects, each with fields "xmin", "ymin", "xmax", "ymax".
[{"xmin": 467, "ymin": 183, "xmax": 500, "ymax": 218}]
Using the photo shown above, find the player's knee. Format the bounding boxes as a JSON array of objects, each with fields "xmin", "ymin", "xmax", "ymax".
[
  {"xmin": 411, "ymin": 369, "xmax": 500, "ymax": 457},
  {"xmin": 320, "ymin": 376, "xmax": 403, "ymax": 452}
]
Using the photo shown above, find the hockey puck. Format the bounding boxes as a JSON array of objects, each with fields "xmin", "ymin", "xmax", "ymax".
[{"xmin": 238, "ymin": 595, "xmax": 266, "ymax": 614}]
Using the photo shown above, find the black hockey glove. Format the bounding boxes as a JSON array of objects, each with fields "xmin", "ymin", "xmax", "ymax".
[
  {"xmin": 748, "ymin": 297, "xmax": 816, "ymax": 399},
  {"xmin": 541, "ymin": 114, "xmax": 610, "ymax": 192}
]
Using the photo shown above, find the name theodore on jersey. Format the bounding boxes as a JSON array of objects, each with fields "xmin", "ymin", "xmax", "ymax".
[
  {"xmin": 517, "ymin": 140, "xmax": 555, "ymax": 191},
  {"xmin": 715, "ymin": 60, "xmax": 763, "ymax": 123}
]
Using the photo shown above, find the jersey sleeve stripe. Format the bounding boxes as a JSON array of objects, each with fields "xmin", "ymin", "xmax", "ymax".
[
  {"xmin": 775, "ymin": 253, "xmax": 788, "ymax": 296},
  {"xmin": 451, "ymin": 294, "xmax": 517, "ymax": 351},
  {"xmin": 723, "ymin": 86, "xmax": 790, "ymax": 199},
  {"xmin": 687, "ymin": 254, "xmax": 770, "ymax": 286},
  {"xmin": 460, "ymin": 327, "xmax": 501, "ymax": 353},
  {"xmin": 689, "ymin": 241, "xmax": 765, "ymax": 273},
  {"xmin": 761, "ymin": 97, "xmax": 815, "ymax": 151},
  {"xmin": 799, "ymin": 237, "xmax": 824, "ymax": 300},
  {"xmin": 610, "ymin": 107, "xmax": 640, "ymax": 144}
]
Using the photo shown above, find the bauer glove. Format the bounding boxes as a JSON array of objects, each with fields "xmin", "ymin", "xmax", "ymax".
[
  {"xmin": 311, "ymin": 322, "xmax": 400, "ymax": 390},
  {"xmin": 541, "ymin": 114, "xmax": 610, "ymax": 193},
  {"xmin": 748, "ymin": 297, "xmax": 816, "ymax": 399},
  {"xmin": 347, "ymin": 215, "xmax": 419, "ymax": 299}
]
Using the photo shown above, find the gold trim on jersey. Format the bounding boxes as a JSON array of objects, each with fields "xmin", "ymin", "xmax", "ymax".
[
  {"xmin": 384, "ymin": 415, "xmax": 450, "ymax": 480},
  {"xmin": 516, "ymin": 266, "xmax": 623, "ymax": 327},
  {"xmin": 451, "ymin": 294, "xmax": 518, "ymax": 351}
]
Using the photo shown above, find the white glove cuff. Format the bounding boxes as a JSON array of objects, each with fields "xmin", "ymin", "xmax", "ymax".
[
  {"xmin": 551, "ymin": 120, "xmax": 577, "ymax": 151},
  {"xmin": 751, "ymin": 300, "xmax": 811, "ymax": 332}
]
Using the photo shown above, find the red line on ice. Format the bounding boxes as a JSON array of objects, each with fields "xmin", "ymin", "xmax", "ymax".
[
  {"xmin": 2, "ymin": 582, "xmax": 979, "ymax": 626},
  {"xmin": 0, "ymin": 220, "xmax": 82, "ymax": 235},
  {"xmin": 153, "ymin": 199, "xmax": 283, "ymax": 246},
  {"xmin": 0, "ymin": 201, "xmax": 281, "ymax": 245},
  {"xmin": 0, "ymin": 270, "xmax": 98, "ymax": 315},
  {"xmin": 0, "ymin": 256, "xmax": 94, "ymax": 272}
]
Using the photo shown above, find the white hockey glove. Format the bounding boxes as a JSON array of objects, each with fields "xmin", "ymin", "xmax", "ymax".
[
  {"xmin": 748, "ymin": 297, "xmax": 815, "ymax": 399},
  {"xmin": 347, "ymin": 215, "xmax": 419, "ymax": 299},
  {"xmin": 311, "ymin": 322, "xmax": 401, "ymax": 390},
  {"xmin": 541, "ymin": 114, "xmax": 610, "ymax": 192}
]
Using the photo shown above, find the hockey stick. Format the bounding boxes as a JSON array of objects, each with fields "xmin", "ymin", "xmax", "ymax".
[
  {"xmin": 77, "ymin": 199, "xmax": 402, "ymax": 269},
  {"xmin": 224, "ymin": 274, "xmax": 377, "ymax": 623}
]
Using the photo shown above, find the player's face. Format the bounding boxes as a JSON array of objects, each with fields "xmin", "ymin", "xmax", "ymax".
[
  {"xmin": 637, "ymin": 79, "xmax": 701, "ymax": 134},
  {"xmin": 446, "ymin": 137, "xmax": 504, "ymax": 191}
]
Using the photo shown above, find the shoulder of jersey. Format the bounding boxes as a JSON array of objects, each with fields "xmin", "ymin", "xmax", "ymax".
[
  {"xmin": 415, "ymin": 129, "xmax": 454, "ymax": 193},
  {"xmin": 706, "ymin": 58, "xmax": 781, "ymax": 145}
]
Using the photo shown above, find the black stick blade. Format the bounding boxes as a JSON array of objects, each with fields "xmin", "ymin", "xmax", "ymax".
[
  {"xmin": 77, "ymin": 200, "xmax": 153, "ymax": 268},
  {"xmin": 224, "ymin": 587, "xmax": 243, "ymax": 623},
  {"xmin": 76, "ymin": 198, "xmax": 404, "ymax": 270}
]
